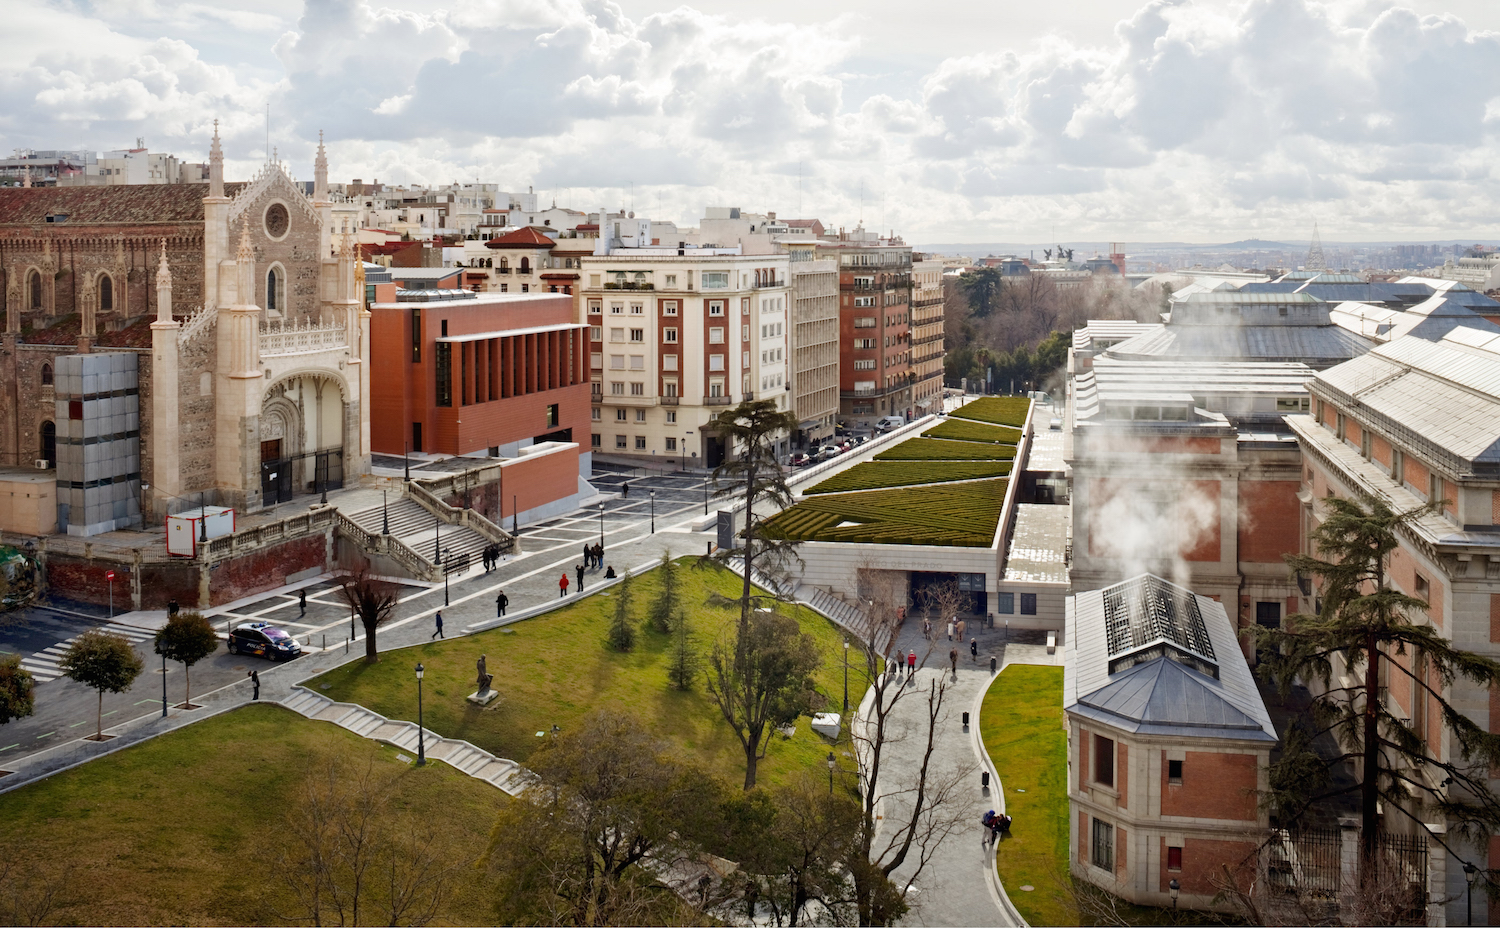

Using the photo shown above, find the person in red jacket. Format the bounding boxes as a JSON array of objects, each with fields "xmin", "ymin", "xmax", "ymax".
[
  {"xmin": 907, "ymin": 650, "xmax": 917, "ymax": 677},
  {"xmin": 559, "ymin": 573, "xmax": 570, "ymax": 598}
]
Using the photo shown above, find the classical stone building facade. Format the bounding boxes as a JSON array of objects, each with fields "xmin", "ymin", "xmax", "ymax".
[{"xmin": 0, "ymin": 127, "xmax": 368, "ymax": 530}]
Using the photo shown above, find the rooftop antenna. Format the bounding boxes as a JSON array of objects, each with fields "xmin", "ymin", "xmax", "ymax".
[{"xmin": 1306, "ymin": 221, "xmax": 1328, "ymax": 271}]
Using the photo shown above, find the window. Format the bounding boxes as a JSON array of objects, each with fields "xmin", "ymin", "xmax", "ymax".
[
  {"xmin": 629, "ymin": 328, "xmax": 644, "ymax": 342},
  {"xmin": 616, "ymin": 435, "xmax": 627, "ymax": 449},
  {"xmin": 630, "ymin": 302, "xmax": 643, "ymax": 315},
  {"xmin": 611, "ymin": 381, "xmax": 625, "ymax": 395},
  {"xmin": 1415, "ymin": 573, "xmax": 1430, "ymax": 600},
  {"xmin": 590, "ymin": 352, "xmax": 603, "ymax": 369},
  {"xmin": 1166, "ymin": 846, "xmax": 1182, "ymax": 871},
  {"xmin": 664, "ymin": 327, "xmax": 678, "ymax": 343},
  {"xmin": 1020, "ymin": 593, "xmax": 1037, "ymax": 615},
  {"xmin": 665, "ymin": 275, "xmax": 677, "ymax": 287},
  {"xmin": 662, "ymin": 301, "xmax": 679, "ymax": 317},
  {"xmin": 710, "ymin": 354, "xmax": 725, "ymax": 371},
  {"xmin": 702, "ymin": 272, "xmax": 729, "ymax": 289},
  {"xmin": 588, "ymin": 299, "xmax": 602, "ymax": 316},
  {"xmin": 546, "ymin": 404, "xmax": 559, "ymax": 428},
  {"xmin": 1168, "ymin": 759, "xmax": 1183, "ymax": 785},
  {"xmin": 854, "ymin": 296, "xmax": 875, "ymax": 307},
  {"xmin": 630, "ymin": 382, "xmax": 644, "ymax": 395},
  {"xmin": 591, "ymin": 433, "xmax": 601, "ymax": 448},
  {"xmin": 1255, "ymin": 601, "xmax": 1281, "ymax": 628},
  {"xmin": 27, "ymin": 270, "xmax": 41, "ymax": 310},
  {"xmin": 1090, "ymin": 818, "xmax": 1114, "ymax": 872},
  {"xmin": 98, "ymin": 275, "xmax": 113, "ymax": 312},
  {"xmin": 854, "ymin": 317, "xmax": 877, "ymax": 328},
  {"xmin": 266, "ymin": 266, "xmax": 284, "ymax": 311},
  {"xmin": 664, "ymin": 380, "xmax": 679, "ymax": 397},
  {"xmin": 610, "ymin": 355, "xmax": 624, "ymax": 369},
  {"xmin": 710, "ymin": 327, "xmax": 725, "ymax": 344},
  {"xmin": 663, "ymin": 354, "xmax": 678, "ymax": 371},
  {"xmin": 709, "ymin": 300, "xmax": 725, "ymax": 316},
  {"xmin": 635, "ymin": 436, "xmax": 647, "ymax": 450},
  {"xmin": 590, "ymin": 325, "xmax": 602, "ymax": 341},
  {"xmin": 635, "ymin": 409, "xmax": 646, "ymax": 422},
  {"xmin": 434, "ymin": 343, "xmax": 452, "ymax": 407},
  {"xmin": 616, "ymin": 409, "xmax": 627, "ymax": 421},
  {"xmin": 1093, "ymin": 734, "xmax": 1115, "ymax": 786},
  {"xmin": 411, "ymin": 422, "xmax": 423, "ymax": 452},
  {"xmin": 40, "ymin": 364, "xmax": 52, "ymax": 386},
  {"xmin": 854, "ymin": 359, "xmax": 875, "ymax": 370},
  {"xmin": 997, "ymin": 592, "xmax": 1014, "ymax": 614},
  {"xmin": 610, "ymin": 303, "xmax": 623, "ymax": 314},
  {"xmin": 499, "ymin": 283, "xmax": 508, "ymax": 292},
  {"xmin": 709, "ymin": 380, "xmax": 724, "ymax": 397},
  {"xmin": 630, "ymin": 355, "xmax": 644, "ymax": 370},
  {"xmin": 854, "ymin": 338, "xmax": 876, "ymax": 349},
  {"xmin": 666, "ymin": 410, "xmax": 677, "ymax": 422},
  {"xmin": 590, "ymin": 274, "xmax": 601, "ymax": 287},
  {"xmin": 610, "ymin": 327, "xmax": 625, "ymax": 342},
  {"xmin": 742, "ymin": 297, "xmax": 751, "ymax": 315},
  {"xmin": 742, "ymin": 323, "xmax": 751, "ymax": 341},
  {"xmin": 666, "ymin": 437, "xmax": 678, "ymax": 451},
  {"xmin": 592, "ymin": 407, "xmax": 601, "ymax": 421},
  {"xmin": 521, "ymin": 284, "xmax": 529, "ymax": 293},
  {"xmin": 743, "ymin": 350, "xmax": 750, "ymax": 367}
]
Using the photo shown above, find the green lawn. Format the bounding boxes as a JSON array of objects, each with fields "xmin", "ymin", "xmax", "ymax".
[
  {"xmin": 922, "ymin": 418, "xmax": 1022, "ymax": 445},
  {"xmin": 952, "ymin": 396, "xmax": 1032, "ymax": 427},
  {"xmin": 804, "ymin": 460, "xmax": 1013, "ymax": 495},
  {"xmin": 763, "ymin": 478, "xmax": 1007, "ymax": 547},
  {"xmin": 874, "ymin": 437, "xmax": 1018, "ymax": 462},
  {"xmin": 312, "ymin": 560, "xmax": 866, "ymax": 790},
  {"xmin": 981, "ymin": 664, "xmax": 1076, "ymax": 927},
  {"xmin": 0, "ymin": 704, "xmax": 502, "ymax": 926}
]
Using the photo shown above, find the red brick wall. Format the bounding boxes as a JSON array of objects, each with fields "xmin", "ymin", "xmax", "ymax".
[
  {"xmin": 1372, "ymin": 434, "xmax": 1391, "ymax": 468},
  {"xmin": 1402, "ymin": 456, "xmax": 1429, "ymax": 493},
  {"xmin": 1117, "ymin": 826, "xmax": 1128, "ymax": 877},
  {"xmin": 1162, "ymin": 836, "xmax": 1257, "ymax": 897},
  {"xmin": 1118, "ymin": 742, "xmax": 1129, "ymax": 810},
  {"xmin": 44, "ymin": 555, "xmax": 133, "ymax": 608},
  {"xmin": 1238, "ymin": 479, "xmax": 1300, "ymax": 563},
  {"xmin": 1183, "ymin": 480, "xmax": 1221, "ymax": 563},
  {"xmin": 207, "ymin": 533, "xmax": 327, "ymax": 605},
  {"xmin": 440, "ymin": 447, "xmax": 580, "ymax": 524},
  {"xmin": 1160, "ymin": 750, "xmax": 1257, "ymax": 822},
  {"xmin": 1491, "ymin": 595, "xmax": 1500, "ymax": 643},
  {"xmin": 137, "ymin": 561, "xmax": 202, "ymax": 611}
]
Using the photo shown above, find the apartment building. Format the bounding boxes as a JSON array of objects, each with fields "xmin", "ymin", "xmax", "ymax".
[
  {"xmin": 1289, "ymin": 323, "xmax": 1500, "ymax": 924},
  {"xmin": 789, "ymin": 256, "xmax": 839, "ymax": 448},
  {"xmin": 813, "ymin": 233, "xmax": 914, "ymax": 423},
  {"xmin": 578, "ymin": 250, "xmax": 792, "ymax": 467},
  {"xmin": 911, "ymin": 256, "xmax": 945, "ymax": 415}
]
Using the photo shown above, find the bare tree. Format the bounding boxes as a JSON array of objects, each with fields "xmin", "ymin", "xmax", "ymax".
[
  {"xmin": 0, "ymin": 846, "xmax": 76, "ymax": 926},
  {"xmin": 338, "ymin": 562, "xmax": 401, "ymax": 664}
]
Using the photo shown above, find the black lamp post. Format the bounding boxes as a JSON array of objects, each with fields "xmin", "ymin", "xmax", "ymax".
[
  {"xmin": 199, "ymin": 492, "xmax": 208, "ymax": 545},
  {"xmin": 598, "ymin": 501, "xmax": 605, "ymax": 547},
  {"xmin": 414, "ymin": 663, "xmax": 426, "ymax": 766},
  {"xmin": 404, "ymin": 441, "xmax": 410, "ymax": 481},
  {"xmin": 319, "ymin": 459, "xmax": 328, "ymax": 505},
  {"xmin": 827, "ymin": 751, "xmax": 836, "ymax": 795},
  {"xmin": 1465, "ymin": 862, "xmax": 1478, "ymax": 926},
  {"xmin": 703, "ymin": 476, "xmax": 709, "ymax": 515},
  {"xmin": 442, "ymin": 547, "xmax": 451, "ymax": 607},
  {"xmin": 843, "ymin": 639, "xmax": 849, "ymax": 712},
  {"xmin": 512, "ymin": 494, "xmax": 518, "ymax": 535},
  {"xmin": 382, "ymin": 488, "xmax": 390, "ymax": 535},
  {"xmin": 1169, "ymin": 878, "xmax": 1179, "ymax": 910},
  {"xmin": 161, "ymin": 649, "xmax": 167, "ymax": 718},
  {"xmin": 650, "ymin": 490, "xmax": 656, "ymax": 533}
]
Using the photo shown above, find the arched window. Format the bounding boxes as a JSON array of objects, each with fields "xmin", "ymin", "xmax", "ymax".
[
  {"xmin": 520, "ymin": 257, "xmax": 531, "ymax": 274},
  {"xmin": 98, "ymin": 274, "xmax": 113, "ymax": 312},
  {"xmin": 40, "ymin": 421, "xmax": 55, "ymax": 468},
  {"xmin": 28, "ymin": 271, "xmax": 41, "ymax": 310},
  {"xmin": 499, "ymin": 258, "xmax": 509, "ymax": 272},
  {"xmin": 266, "ymin": 266, "xmax": 283, "ymax": 312},
  {"xmin": 40, "ymin": 364, "xmax": 52, "ymax": 386}
]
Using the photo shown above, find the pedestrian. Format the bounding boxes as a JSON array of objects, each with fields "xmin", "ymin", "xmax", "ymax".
[
  {"xmin": 298, "ymin": 587, "xmax": 307, "ymax": 617},
  {"xmin": 595, "ymin": 543, "xmax": 604, "ymax": 567},
  {"xmin": 583, "ymin": 543, "xmax": 592, "ymax": 570},
  {"xmin": 946, "ymin": 619, "xmax": 954, "ymax": 641},
  {"xmin": 432, "ymin": 611, "xmax": 444, "ymax": 639},
  {"xmin": 970, "ymin": 637, "xmax": 978, "ymax": 662},
  {"xmin": 982, "ymin": 810, "xmax": 996, "ymax": 848},
  {"xmin": 897, "ymin": 605, "xmax": 905, "ymax": 623},
  {"xmin": 576, "ymin": 564, "xmax": 585, "ymax": 592},
  {"xmin": 949, "ymin": 647, "xmax": 958, "ymax": 675},
  {"xmin": 605, "ymin": 565, "xmax": 617, "ymax": 579},
  {"xmin": 496, "ymin": 589, "xmax": 509, "ymax": 617},
  {"xmin": 956, "ymin": 618, "xmax": 966, "ymax": 642},
  {"xmin": 923, "ymin": 617, "xmax": 932, "ymax": 640},
  {"xmin": 168, "ymin": 598, "xmax": 179, "ymax": 617},
  {"xmin": 622, "ymin": 481, "xmax": 630, "ymax": 498},
  {"xmin": 248, "ymin": 669, "xmax": 260, "ymax": 701},
  {"xmin": 907, "ymin": 649, "xmax": 916, "ymax": 677},
  {"xmin": 559, "ymin": 573, "xmax": 570, "ymax": 598}
]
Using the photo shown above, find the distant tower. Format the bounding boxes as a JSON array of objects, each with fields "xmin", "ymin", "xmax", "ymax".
[{"xmin": 1305, "ymin": 222, "xmax": 1328, "ymax": 272}]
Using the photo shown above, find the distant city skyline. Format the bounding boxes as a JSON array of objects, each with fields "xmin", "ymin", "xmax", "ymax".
[{"xmin": 6, "ymin": 0, "xmax": 1500, "ymax": 241}]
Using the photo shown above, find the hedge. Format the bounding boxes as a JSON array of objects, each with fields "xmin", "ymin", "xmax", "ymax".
[
  {"xmin": 951, "ymin": 396, "xmax": 1032, "ymax": 428},
  {"xmin": 763, "ymin": 478, "xmax": 1008, "ymax": 547},
  {"xmin": 922, "ymin": 418, "xmax": 1022, "ymax": 445},
  {"xmin": 873, "ymin": 438, "xmax": 1017, "ymax": 462},
  {"xmin": 805, "ymin": 460, "xmax": 1013, "ymax": 495}
]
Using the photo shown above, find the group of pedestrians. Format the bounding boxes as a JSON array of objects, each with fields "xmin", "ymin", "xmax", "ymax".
[
  {"xmin": 480, "ymin": 544, "xmax": 505, "ymax": 572},
  {"xmin": 581, "ymin": 543, "xmax": 605, "ymax": 570}
]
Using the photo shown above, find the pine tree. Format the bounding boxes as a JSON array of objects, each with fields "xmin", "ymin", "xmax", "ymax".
[
  {"xmin": 606, "ymin": 572, "xmax": 636, "ymax": 652},
  {"xmin": 666, "ymin": 609, "xmax": 698, "ymax": 691},
  {"xmin": 646, "ymin": 551, "xmax": 678, "ymax": 635}
]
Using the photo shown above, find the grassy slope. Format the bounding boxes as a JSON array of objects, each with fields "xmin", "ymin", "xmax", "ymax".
[
  {"xmin": 804, "ymin": 460, "xmax": 1013, "ymax": 495},
  {"xmin": 0, "ymin": 703, "xmax": 502, "ymax": 926},
  {"xmin": 980, "ymin": 664, "xmax": 1077, "ymax": 927},
  {"xmin": 763, "ymin": 478, "xmax": 1007, "ymax": 547},
  {"xmin": 922, "ymin": 418, "xmax": 1023, "ymax": 445},
  {"xmin": 873, "ymin": 437, "xmax": 1018, "ymax": 462},
  {"xmin": 952, "ymin": 396, "xmax": 1032, "ymax": 427},
  {"xmin": 313, "ymin": 560, "xmax": 866, "ymax": 791}
]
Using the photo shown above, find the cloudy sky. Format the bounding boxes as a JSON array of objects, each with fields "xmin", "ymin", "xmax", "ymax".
[{"xmin": 5, "ymin": 0, "xmax": 1500, "ymax": 243}]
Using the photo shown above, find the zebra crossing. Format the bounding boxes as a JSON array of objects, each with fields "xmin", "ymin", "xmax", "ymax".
[{"xmin": 18, "ymin": 621, "xmax": 157, "ymax": 684}]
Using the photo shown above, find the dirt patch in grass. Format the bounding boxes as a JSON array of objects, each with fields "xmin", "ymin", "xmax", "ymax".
[
  {"xmin": 312, "ymin": 560, "xmax": 866, "ymax": 791},
  {"xmin": 0, "ymin": 703, "xmax": 503, "ymax": 926}
]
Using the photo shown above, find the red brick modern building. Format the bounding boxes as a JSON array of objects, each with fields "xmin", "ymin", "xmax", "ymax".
[{"xmin": 368, "ymin": 286, "xmax": 591, "ymax": 512}]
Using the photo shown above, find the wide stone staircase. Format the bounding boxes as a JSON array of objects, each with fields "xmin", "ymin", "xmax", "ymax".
[
  {"xmin": 281, "ymin": 687, "xmax": 533, "ymax": 794},
  {"xmin": 342, "ymin": 498, "xmax": 493, "ymax": 570}
]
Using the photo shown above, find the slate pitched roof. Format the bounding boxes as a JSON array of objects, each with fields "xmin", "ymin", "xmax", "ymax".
[
  {"xmin": 1076, "ymin": 656, "xmax": 1272, "ymax": 738},
  {"xmin": 0, "ymin": 182, "xmax": 246, "ymax": 227}
]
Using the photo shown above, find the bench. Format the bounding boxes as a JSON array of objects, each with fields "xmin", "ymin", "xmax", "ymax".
[{"xmin": 1046, "ymin": 631, "xmax": 1057, "ymax": 654}]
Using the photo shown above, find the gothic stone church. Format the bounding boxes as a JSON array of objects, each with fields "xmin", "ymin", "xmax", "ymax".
[{"xmin": 0, "ymin": 128, "xmax": 370, "ymax": 531}]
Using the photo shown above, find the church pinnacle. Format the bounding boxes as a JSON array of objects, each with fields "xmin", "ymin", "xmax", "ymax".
[
  {"xmin": 155, "ymin": 239, "xmax": 174, "ymax": 323},
  {"xmin": 209, "ymin": 118, "xmax": 224, "ymax": 198},
  {"xmin": 314, "ymin": 129, "xmax": 328, "ymax": 203}
]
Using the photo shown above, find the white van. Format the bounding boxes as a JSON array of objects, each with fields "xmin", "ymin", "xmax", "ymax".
[{"xmin": 875, "ymin": 415, "xmax": 906, "ymax": 431}]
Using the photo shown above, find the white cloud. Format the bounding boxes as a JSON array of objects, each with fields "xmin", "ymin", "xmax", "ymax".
[{"xmin": 3, "ymin": 0, "xmax": 1500, "ymax": 241}]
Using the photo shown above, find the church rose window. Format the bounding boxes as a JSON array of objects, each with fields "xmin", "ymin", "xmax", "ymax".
[{"xmin": 264, "ymin": 203, "xmax": 290, "ymax": 238}]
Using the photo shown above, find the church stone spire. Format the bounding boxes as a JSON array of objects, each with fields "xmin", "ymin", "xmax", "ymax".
[
  {"xmin": 314, "ymin": 130, "xmax": 328, "ymax": 203},
  {"xmin": 209, "ymin": 119, "xmax": 224, "ymax": 199},
  {"xmin": 155, "ymin": 239, "xmax": 173, "ymax": 323}
]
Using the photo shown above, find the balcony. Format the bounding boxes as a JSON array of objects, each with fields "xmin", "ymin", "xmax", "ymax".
[
  {"xmin": 752, "ymin": 279, "xmax": 786, "ymax": 289},
  {"xmin": 703, "ymin": 395, "xmax": 731, "ymax": 406},
  {"xmin": 604, "ymin": 394, "xmax": 658, "ymax": 407},
  {"xmin": 603, "ymin": 282, "xmax": 655, "ymax": 290},
  {"xmin": 660, "ymin": 396, "xmax": 680, "ymax": 406}
]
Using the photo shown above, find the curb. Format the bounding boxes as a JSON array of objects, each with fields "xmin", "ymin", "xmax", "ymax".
[{"xmin": 970, "ymin": 657, "xmax": 1034, "ymax": 929}]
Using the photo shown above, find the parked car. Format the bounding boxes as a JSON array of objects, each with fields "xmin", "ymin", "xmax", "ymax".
[
  {"xmin": 228, "ymin": 622, "xmax": 303, "ymax": 662},
  {"xmin": 815, "ymin": 445, "xmax": 841, "ymax": 462},
  {"xmin": 1049, "ymin": 417, "xmax": 1062, "ymax": 431},
  {"xmin": 875, "ymin": 415, "xmax": 906, "ymax": 431},
  {"xmin": 789, "ymin": 452, "xmax": 810, "ymax": 467}
]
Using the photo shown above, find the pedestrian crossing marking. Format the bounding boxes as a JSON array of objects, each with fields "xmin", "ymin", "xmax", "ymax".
[{"xmin": 17, "ymin": 622, "xmax": 156, "ymax": 683}]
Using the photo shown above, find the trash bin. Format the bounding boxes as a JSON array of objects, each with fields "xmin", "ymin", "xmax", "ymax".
[{"xmin": 962, "ymin": 711, "xmax": 970, "ymax": 731}]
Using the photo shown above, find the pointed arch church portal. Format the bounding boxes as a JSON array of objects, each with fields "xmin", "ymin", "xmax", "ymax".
[{"xmin": 259, "ymin": 372, "xmax": 347, "ymax": 506}]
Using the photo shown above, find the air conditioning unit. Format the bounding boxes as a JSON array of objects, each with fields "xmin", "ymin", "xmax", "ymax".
[{"xmin": 35, "ymin": 459, "xmax": 49, "ymax": 469}]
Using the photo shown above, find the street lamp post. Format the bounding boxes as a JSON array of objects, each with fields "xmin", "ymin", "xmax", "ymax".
[
  {"xmin": 650, "ymin": 490, "xmax": 656, "ymax": 534},
  {"xmin": 382, "ymin": 488, "xmax": 390, "ymax": 535},
  {"xmin": 1169, "ymin": 878, "xmax": 1179, "ymax": 910},
  {"xmin": 598, "ymin": 502, "xmax": 605, "ymax": 547},
  {"xmin": 843, "ymin": 640, "xmax": 849, "ymax": 711},
  {"xmin": 404, "ymin": 441, "xmax": 410, "ymax": 482},
  {"xmin": 442, "ymin": 547, "xmax": 451, "ymax": 607},
  {"xmin": 161, "ymin": 650, "xmax": 167, "ymax": 718},
  {"xmin": 1465, "ymin": 862, "xmax": 1478, "ymax": 926},
  {"xmin": 827, "ymin": 751, "xmax": 836, "ymax": 795},
  {"xmin": 512, "ymin": 494, "xmax": 518, "ymax": 535},
  {"xmin": 414, "ymin": 663, "xmax": 426, "ymax": 766},
  {"xmin": 703, "ymin": 477, "xmax": 709, "ymax": 515}
]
